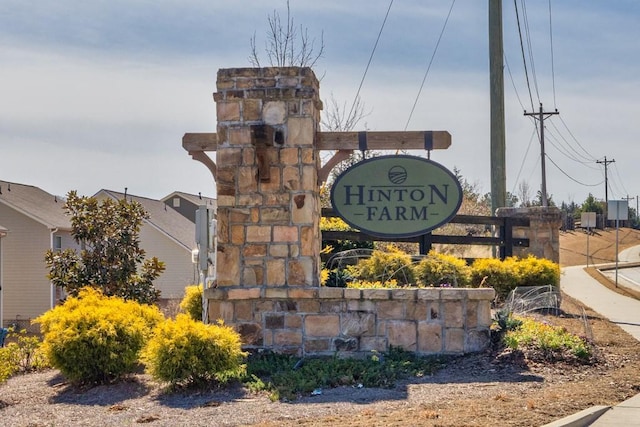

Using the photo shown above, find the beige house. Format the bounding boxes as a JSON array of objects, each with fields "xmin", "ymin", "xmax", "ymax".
[
  {"xmin": 94, "ymin": 190, "xmax": 199, "ymax": 300},
  {"xmin": 0, "ymin": 181, "xmax": 75, "ymax": 328}
]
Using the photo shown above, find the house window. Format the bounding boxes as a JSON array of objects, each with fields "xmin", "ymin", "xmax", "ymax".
[
  {"xmin": 54, "ymin": 236, "xmax": 62, "ymax": 251},
  {"xmin": 173, "ymin": 197, "xmax": 181, "ymax": 208}
]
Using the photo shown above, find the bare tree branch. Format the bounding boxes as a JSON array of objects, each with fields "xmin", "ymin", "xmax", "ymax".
[{"xmin": 249, "ymin": 0, "xmax": 324, "ymax": 68}]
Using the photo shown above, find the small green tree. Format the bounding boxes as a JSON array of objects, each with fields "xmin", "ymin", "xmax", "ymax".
[{"xmin": 45, "ymin": 191, "xmax": 164, "ymax": 304}]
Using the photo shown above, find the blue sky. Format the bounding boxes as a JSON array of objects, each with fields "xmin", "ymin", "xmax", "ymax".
[{"xmin": 1, "ymin": 0, "xmax": 639, "ymax": 207}]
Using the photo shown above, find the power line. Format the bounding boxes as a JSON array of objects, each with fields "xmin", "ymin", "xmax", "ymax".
[
  {"xmin": 347, "ymin": 0, "xmax": 394, "ymax": 126},
  {"xmin": 548, "ymin": 0, "xmax": 557, "ymax": 108},
  {"xmin": 513, "ymin": 0, "xmax": 535, "ymax": 110},
  {"xmin": 404, "ymin": 0, "xmax": 456, "ymax": 131},
  {"xmin": 545, "ymin": 155, "xmax": 603, "ymax": 187}
]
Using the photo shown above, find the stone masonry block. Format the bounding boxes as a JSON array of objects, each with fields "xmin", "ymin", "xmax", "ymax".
[
  {"xmin": 466, "ymin": 301, "xmax": 479, "ymax": 329},
  {"xmin": 280, "ymin": 147, "xmax": 299, "ymax": 165},
  {"xmin": 445, "ymin": 328, "xmax": 465, "ymax": 353},
  {"xmin": 208, "ymin": 301, "xmax": 234, "ymax": 323},
  {"xmin": 264, "ymin": 288, "xmax": 288, "ymax": 299},
  {"xmin": 231, "ymin": 225, "xmax": 244, "ymax": 245},
  {"xmin": 282, "ymin": 166, "xmax": 301, "ymax": 191},
  {"xmin": 359, "ymin": 336, "xmax": 387, "ymax": 353},
  {"xmin": 228, "ymin": 127, "xmax": 252, "ymax": 145},
  {"xmin": 288, "ymin": 258, "xmax": 313, "ymax": 285},
  {"xmin": 301, "ymin": 165, "xmax": 317, "ymax": 191},
  {"xmin": 217, "ymin": 101, "xmax": 241, "ymax": 122},
  {"xmin": 217, "ymin": 147, "xmax": 243, "ymax": 165},
  {"xmin": 288, "ymin": 287, "xmax": 318, "ymax": 299},
  {"xmin": 418, "ymin": 322, "xmax": 443, "ymax": 353},
  {"xmin": 362, "ymin": 289, "xmax": 391, "ymax": 300},
  {"xmin": 285, "ymin": 314, "xmax": 303, "ymax": 329},
  {"xmin": 242, "ymin": 99, "xmax": 261, "ymax": 121},
  {"xmin": 243, "ymin": 244, "xmax": 266, "ymax": 257},
  {"xmin": 318, "ymin": 287, "xmax": 344, "ymax": 299},
  {"xmin": 377, "ymin": 301, "xmax": 405, "ymax": 320},
  {"xmin": 341, "ymin": 312, "xmax": 375, "ymax": 337},
  {"xmin": 346, "ymin": 299, "xmax": 375, "ymax": 313},
  {"xmin": 477, "ymin": 301, "xmax": 493, "ymax": 328},
  {"xmin": 217, "ymin": 245, "xmax": 240, "ymax": 286},
  {"xmin": 444, "ymin": 301, "xmax": 464, "ymax": 328},
  {"xmin": 292, "ymin": 194, "xmax": 315, "ymax": 224},
  {"xmin": 387, "ymin": 321, "xmax": 417, "ymax": 351},
  {"xmin": 273, "ymin": 225, "xmax": 298, "ymax": 242},
  {"xmin": 406, "ymin": 301, "xmax": 428, "ymax": 322},
  {"xmin": 286, "ymin": 117, "xmax": 314, "ymax": 146},
  {"xmin": 305, "ymin": 314, "xmax": 340, "ymax": 337},
  {"xmin": 242, "ymin": 265, "xmax": 263, "ymax": 286},
  {"xmin": 274, "ymin": 330, "xmax": 302, "ymax": 346},
  {"xmin": 266, "ymin": 259, "xmax": 286, "ymax": 286},
  {"xmin": 417, "ymin": 288, "xmax": 441, "ymax": 301},
  {"xmin": 234, "ymin": 301, "xmax": 253, "ymax": 322},
  {"xmin": 238, "ymin": 166, "xmax": 258, "ymax": 193},
  {"xmin": 391, "ymin": 289, "xmax": 416, "ymax": 301},
  {"xmin": 227, "ymin": 288, "xmax": 262, "ymax": 300},
  {"xmin": 269, "ymin": 244, "xmax": 288, "ymax": 257},
  {"xmin": 305, "ymin": 339, "xmax": 331, "ymax": 353},
  {"xmin": 246, "ymin": 225, "xmax": 271, "ymax": 242}
]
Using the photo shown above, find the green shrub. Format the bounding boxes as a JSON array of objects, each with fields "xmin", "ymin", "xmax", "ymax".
[
  {"xmin": 141, "ymin": 314, "xmax": 247, "ymax": 388},
  {"xmin": 504, "ymin": 316, "xmax": 592, "ymax": 362},
  {"xmin": 513, "ymin": 256, "xmax": 560, "ymax": 288},
  {"xmin": 349, "ymin": 245, "xmax": 415, "ymax": 285},
  {"xmin": 415, "ymin": 251, "xmax": 471, "ymax": 287},
  {"xmin": 471, "ymin": 256, "xmax": 560, "ymax": 300},
  {"xmin": 179, "ymin": 284, "xmax": 203, "ymax": 321},
  {"xmin": 0, "ymin": 328, "xmax": 50, "ymax": 383},
  {"xmin": 34, "ymin": 287, "xmax": 163, "ymax": 384}
]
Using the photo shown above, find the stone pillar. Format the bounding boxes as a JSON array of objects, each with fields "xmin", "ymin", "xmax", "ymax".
[
  {"xmin": 214, "ymin": 68, "xmax": 322, "ymax": 288},
  {"xmin": 496, "ymin": 206, "xmax": 562, "ymax": 263}
]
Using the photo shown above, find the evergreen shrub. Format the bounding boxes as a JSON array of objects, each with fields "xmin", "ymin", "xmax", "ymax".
[
  {"xmin": 35, "ymin": 287, "xmax": 163, "ymax": 384},
  {"xmin": 180, "ymin": 284, "xmax": 203, "ymax": 321},
  {"xmin": 348, "ymin": 245, "xmax": 415, "ymax": 285},
  {"xmin": 415, "ymin": 250, "xmax": 471, "ymax": 287},
  {"xmin": 141, "ymin": 314, "xmax": 247, "ymax": 388}
]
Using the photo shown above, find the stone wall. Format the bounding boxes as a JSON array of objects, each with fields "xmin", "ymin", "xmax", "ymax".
[
  {"xmin": 496, "ymin": 206, "xmax": 562, "ymax": 264},
  {"xmin": 204, "ymin": 67, "xmax": 495, "ymax": 357},
  {"xmin": 214, "ymin": 68, "xmax": 322, "ymax": 288},
  {"xmin": 205, "ymin": 286, "xmax": 494, "ymax": 356}
]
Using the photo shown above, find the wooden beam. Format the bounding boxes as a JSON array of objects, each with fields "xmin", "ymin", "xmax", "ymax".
[
  {"xmin": 183, "ymin": 133, "xmax": 218, "ymax": 151},
  {"xmin": 317, "ymin": 131, "xmax": 451, "ymax": 151},
  {"xmin": 182, "ymin": 130, "xmax": 451, "ymax": 152}
]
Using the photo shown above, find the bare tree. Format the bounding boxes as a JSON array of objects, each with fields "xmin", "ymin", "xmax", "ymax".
[
  {"xmin": 249, "ymin": 0, "xmax": 324, "ymax": 68},
  {"xmin": 517, "ymin": 181, "xmax": 532, "ymax": 207},
  {"xmin": 321, "ymin": 93, "xmax": 369, "ymax": 132}
]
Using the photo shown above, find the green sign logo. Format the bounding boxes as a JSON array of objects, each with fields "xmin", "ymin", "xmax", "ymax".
[{"xmin": 330, "ymin": 155, "xmax": 463, "ymax": 238}]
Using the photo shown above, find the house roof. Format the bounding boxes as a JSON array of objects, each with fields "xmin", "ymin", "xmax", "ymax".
[
  {"xmin": 96, "ymin": 190, "xmax": 196, "ymax": 251},
  {"xmin": 0, "ymin": 180, "xmax": 71, "ymax": 230},
  {"xmin": 161, "ymin": 191, "xmax": 217, "ymax": 209}
]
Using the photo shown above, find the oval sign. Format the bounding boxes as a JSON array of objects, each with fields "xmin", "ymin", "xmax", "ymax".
[{"xmin": 330, "ymin": 155, "xmax": 463, "ymax": 238}]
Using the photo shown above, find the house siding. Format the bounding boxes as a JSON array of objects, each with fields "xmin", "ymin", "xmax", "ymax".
[
  {"xmin": 139, "ymin": 225, "xmax": 197, "ymax": 299},
  {"xmin": 0, "ymin": 203, "xmax": 52, "ymax": 323}
]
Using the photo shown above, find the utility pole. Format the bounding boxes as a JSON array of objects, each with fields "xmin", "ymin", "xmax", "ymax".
[
  {"xmin": 489, "ymin": 0, "xmax": 506, "ymax": 215},
  {"xmin": 596, "ymin": 156, "xmax": 615, "ymax": 210},
  {"xmin": 524, "ymin": 103, "xmax": 559, "ymax": 207}
]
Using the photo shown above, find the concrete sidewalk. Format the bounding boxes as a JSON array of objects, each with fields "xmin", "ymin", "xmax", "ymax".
[{"xmin": 542, "ymin": 261, "xmax": 640, "ymax": 426}]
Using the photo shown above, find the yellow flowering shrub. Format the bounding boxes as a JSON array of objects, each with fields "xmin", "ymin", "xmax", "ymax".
[
  {"xmin": 350, "ymin": 245, "xmax": 415, "ymax": 285},
  {"xmin": 141, "ymin": 315, "xmax": 247, "ymax": 388},
  {"xmin": 179, "ymin": 284, "xmax": 203, "ymax": 321},
  {"xmin": 34, "ymin": 287, "xmax": 163, "ymax": 384},
  {"xmin": 0, "ymin": 328, "xmax": 49, "ymax": 383},
  {"xmin": 471, "ymin": 256, "xmax": 560, "ymax": 300},
  {"xmin": 415, "ymin": 250, "xmax": 471, "ymax": 287}
]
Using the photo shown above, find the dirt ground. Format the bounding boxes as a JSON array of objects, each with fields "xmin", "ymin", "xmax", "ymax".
[{"xmin": 2, "ymin": 228, "xmax": 640, "ymax": 426}]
